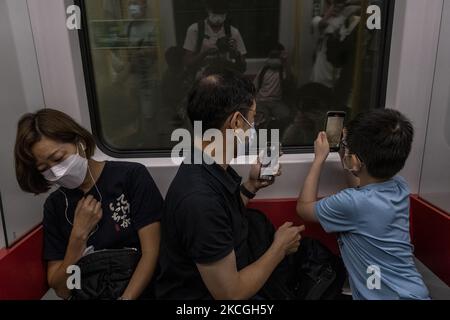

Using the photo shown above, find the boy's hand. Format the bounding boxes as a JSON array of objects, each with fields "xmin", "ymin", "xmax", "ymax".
[{"xmin": 314, "ymin": 132, "xmax": 330, "ymax": 163}]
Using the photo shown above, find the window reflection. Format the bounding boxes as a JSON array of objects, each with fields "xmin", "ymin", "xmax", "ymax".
[{"xmin": 82, "ymin": 0, "xmax": 390, "ymax": 152}]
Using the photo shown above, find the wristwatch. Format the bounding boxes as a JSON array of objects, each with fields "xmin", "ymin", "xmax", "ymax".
[{"xmin": 240, "ymin": 184, "xmax": 256, "ymax": 200}]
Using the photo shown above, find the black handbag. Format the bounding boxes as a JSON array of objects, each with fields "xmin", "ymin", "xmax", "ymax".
[
  {"xmin": 71, "ymin": 248, "xmax": 141, "ymax": 300},
  {"xmin": 246, "ymin": 208, "xmax": 347, "ymax": 300}
]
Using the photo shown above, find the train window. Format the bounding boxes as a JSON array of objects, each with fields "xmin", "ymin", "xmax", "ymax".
[{"xmin": 77, "ymin": 0, "xmax": 394, "ymax": 157}]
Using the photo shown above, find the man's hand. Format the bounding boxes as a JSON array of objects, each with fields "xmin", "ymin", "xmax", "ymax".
[
  {"xmin": 314, "ymin": 132, "xmax": 330, "ymax": 164},
  {"xmin": 273, "ymin": 222, "xmax": 305, "ymax": 256},
  {"xmin": 228, "ymin": 38, "xmax": 237, "ymax": 52},
  {"xmin": 244, "ymin": 154, "xmax": 282, "ymax": 193}
]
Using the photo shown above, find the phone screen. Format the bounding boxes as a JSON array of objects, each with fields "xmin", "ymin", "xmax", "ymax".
[
  {"xmin": 326, "ymin": 113, "xmax": 345, "ymax": 149},
  {"xmin": 260, "ymin": 144, "xmax": 280, "ymax": 180}
]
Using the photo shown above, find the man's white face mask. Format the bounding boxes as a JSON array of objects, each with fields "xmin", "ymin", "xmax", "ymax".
[
  {"xmin": 42, "ymin": 144, "xmax": 88, "ymax": 189},
  {"xmin": 208, "ymin": 13, "xmax": 227, "ymax": 26}
]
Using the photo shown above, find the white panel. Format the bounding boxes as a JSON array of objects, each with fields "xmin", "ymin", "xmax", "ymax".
[
  {"xmin": 420, "ymin": 0, "xmax": 450, "ymax": 213},
  {"xmin": 94, "ymin": 152, "xmax": 347, "ymax": 199},
  {"xmin": 0, "ymin": 0, "xmax": 47, "ymax": 245},
  {"xmin": 26, "ymin": 0, "xmax": 84, "ymax": 123},
  {"xmin": 386, "ymin": 0, "xmax": 444, "ymax": 193}
]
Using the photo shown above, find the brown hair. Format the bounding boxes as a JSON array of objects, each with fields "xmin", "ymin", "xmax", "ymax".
[{"xmin": 14, "ymin": 108, "xmax": 96, "ymax": 194}]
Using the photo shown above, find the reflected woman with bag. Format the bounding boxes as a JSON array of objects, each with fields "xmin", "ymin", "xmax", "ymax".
[{"xmin": 14, "ymin": 109, "xmax": 163, "ymax": 300}]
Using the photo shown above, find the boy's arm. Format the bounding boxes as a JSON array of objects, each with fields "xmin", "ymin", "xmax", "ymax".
[{"xmin": 297, "ymin": 132, "xmax": 330, "ymax": 222}]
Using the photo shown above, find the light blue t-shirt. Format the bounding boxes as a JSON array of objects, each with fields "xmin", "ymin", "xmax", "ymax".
[{"xmin": 315, "ymin": 176, "xmax": 430, "ymax": 300}]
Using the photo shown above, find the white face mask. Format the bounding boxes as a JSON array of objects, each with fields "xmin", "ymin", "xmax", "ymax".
[
  {"xmin": 342, "ymin": 153, "xmax": 360, "ymax": 176},
  {"xmin": 208, "ymin": 13, "xmax": 226, "ymax": 26},
  {"xmin": 129, "ymin": 4, "xmax": 142, "ymax": 18},
  {"xmin": 42, "ymin": 145, "xmax": 88, "ymax": 189},
  {"xmin": 236, "ymin": 114, "xmax": 257, "ymax": 157}
]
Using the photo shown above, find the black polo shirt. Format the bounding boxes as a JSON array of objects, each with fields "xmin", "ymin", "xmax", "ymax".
[
  {"xmin": 42, "ymin": 161, "xmax": 163, "ymax": 261},
  {"xmin": 156, "ymin": 157, "xmax": 250, "ymax": 300}
]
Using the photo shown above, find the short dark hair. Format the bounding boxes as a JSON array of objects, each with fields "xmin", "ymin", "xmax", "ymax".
[
  {"xmin": 187, "ymin": 71, "xmax": 256, "ymax": 132},
  {"xmin": 204, "ymin": 0, "xmax": 228, "ymax": 14},
  {"xmin": 15, "ymin": 108, "xmax": 96, "ymax": 194},
  {"xmin": 346, "ymin": 109, "xmax": 414, "ymax": 179}
]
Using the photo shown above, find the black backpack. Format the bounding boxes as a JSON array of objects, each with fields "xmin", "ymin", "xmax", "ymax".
[
  {"xmin": 246, "ymin": 208, "xmax": 348, "ymax": 300},
  {"xmin": 71, "ymin": 248, "xmax": 143, "ymax": 300},
  {"xmin": 287, "ymin": 237, "xmax": 348, "ymax": 300}
]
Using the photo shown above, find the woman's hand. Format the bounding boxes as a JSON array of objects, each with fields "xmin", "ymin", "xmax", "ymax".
[{"xmin": 72, "ymin": 195, "xmax": 102, "ymax": 240}]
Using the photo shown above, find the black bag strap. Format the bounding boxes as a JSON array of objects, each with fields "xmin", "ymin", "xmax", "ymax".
[
  {"xmin": 196, "ymin": 20, "xmax": 205, "ymax": 53},
  {"xmin": 224, "ymin": 20, "xmax": 231, "ymax": 37}
]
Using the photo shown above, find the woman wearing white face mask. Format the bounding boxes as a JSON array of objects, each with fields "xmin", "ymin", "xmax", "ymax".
[{"xmin": 14, "ymin": 109, "xmax": 163, "ymax": 300}]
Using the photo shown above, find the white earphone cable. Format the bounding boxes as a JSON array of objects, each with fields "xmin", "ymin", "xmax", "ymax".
[{"xmin": 58, "ymin": 160, "xmax": 102, "ymax": 239}]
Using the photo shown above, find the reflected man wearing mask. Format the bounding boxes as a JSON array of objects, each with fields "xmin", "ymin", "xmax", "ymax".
[
  {"xmin": 14, "ymin": 109, "xmax": 163, "ymax": 300},
  {"xmin": 183, "ymin": 0, "xmax": 247, "ymax": 77}
]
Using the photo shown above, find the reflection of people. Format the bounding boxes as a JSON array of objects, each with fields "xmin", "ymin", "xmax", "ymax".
[
  {"xmin": 183, "ymin": 0, "xmax": 247, "ymax": 77},
  {"xmin": 310, "ymin": 0, "xmax": 361, "ymax": 90},
  {"xmin": 111, "ymin": 0, "xmax": 158, "ymax": 135},
  {"xmin": 326, "ymin": 3, "xmax": 361, "ymax": 107},
  {"xmin": 157, "ymin": 72, "xmax": 303, "ymax": 300},
  {"xmin": 127, "ymin": 0, "xmax": 153, "ymax": 46},
  {"xmin": 254, "ymin": 43, "xmax": 292, "ymax": 132},
  {"xmin": 14, "ymin": 109, "xmax": 163, "ymax": 300},
  {"xmin": 161, "ymin": 46, "xmax": 190, "ymax": 123},
  {"xmin": 126, "ymin": 0, "xmax": 158, "ymax": 122},
  {"xmin": 297, "ymin": 110, "xmax": 430, "ymax": 300},
  {"xmin": 282, "ymin": 83, "xmax": 332, "ymax": 146}
]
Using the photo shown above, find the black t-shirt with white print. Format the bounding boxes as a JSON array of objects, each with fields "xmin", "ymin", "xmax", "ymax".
[{"xmin": 43, "ymin": 161, "xmax": 163, "ymax": 261}]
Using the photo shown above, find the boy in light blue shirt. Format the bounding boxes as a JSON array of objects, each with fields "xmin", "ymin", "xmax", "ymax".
[{"xmin": 297, "ymin": 109, "xmax": 430, "ymax": 300}]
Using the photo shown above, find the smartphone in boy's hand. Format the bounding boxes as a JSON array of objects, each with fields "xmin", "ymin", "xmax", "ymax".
[{"xmin": 325, "ymin": 111, "xmax": 346, "ymax": 151}]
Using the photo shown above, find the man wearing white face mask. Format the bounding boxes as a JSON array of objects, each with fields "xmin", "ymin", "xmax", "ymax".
[
  {"xmin": 14, "ymin": 109, "xmax": 163, "ymax": 300},
  {"xmin": 157, "ymin": 71, "xmax": 305, "ymax": 300},
  {"xmin": 183, "ymin": 0, "xmax": 247, "ymax": 77}
]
